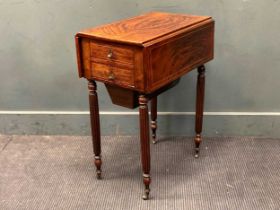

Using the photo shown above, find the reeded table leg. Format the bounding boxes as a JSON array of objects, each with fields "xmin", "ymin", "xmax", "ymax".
[
  {"xmin": 88, "ymin": 80, "xmax": 102, "ymax": 179},
  {"xmin": 194, "ymin": 65, "xmax": 205, "ymax": 158},
  {"xmin": 139, "ymin": 95, "xmax": 151, "ymax": 200},
  {"xmin": 150, "ymin": 97, "xmax": 157, "ymax": 144}
]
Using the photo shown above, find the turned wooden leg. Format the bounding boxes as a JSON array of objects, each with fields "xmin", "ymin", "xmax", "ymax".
[
  {"xmin": 194, "ymin": 65, "xmax": 205, "ymax": 158},
  {"xmin": 88, "ymin": 80, "xmax": 102, "ymax": 179},
  {"xmin": 150, "ymin": 97, "xmax": 157, "ymax": 144},
  {"xmin": 139, "ymin": 95, "xmax": 151, "ymax": 200}
]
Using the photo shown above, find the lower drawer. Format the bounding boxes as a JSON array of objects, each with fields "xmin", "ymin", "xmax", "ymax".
[{"xmin": 91, "ymin": 62, "xmax": 134, "ymax": 87}]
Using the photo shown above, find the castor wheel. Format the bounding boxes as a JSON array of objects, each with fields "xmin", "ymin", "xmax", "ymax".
[
  {"xmin": 194, "ymin": 134, "xmax": 201, "ymax": 158},
  {"xmin": 194, "ymin": 149, "xmax": 200, "ymax": 158},
  {"xmin": 96, "ymin": 170, "xmax": 102, "ymax": 179},
  {"xmin": 142, "ymin": 187, "xmax": 150, "ymax": 200}
]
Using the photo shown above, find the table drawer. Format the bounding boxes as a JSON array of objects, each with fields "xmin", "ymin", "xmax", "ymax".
[
  {"xmin": 90, "ymin": 42, "xmax": 134, "ymax": 64},
  {"xmin": 91, "ymin": 62, "xmax": 134, "ymax": 86}
]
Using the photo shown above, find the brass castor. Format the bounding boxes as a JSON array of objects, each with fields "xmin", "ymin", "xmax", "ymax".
[
  {"xmin": 151, "ymin": 120, "xmax": 157, "ymax": 144},
  {"xmin": 142, "ymin": 187, "xmax": 150, "ymax": 200},
  {"xmin": 142, "ymin": 174, "xmax": 151, "ymax": 200},
  {"xmin": 96, "ymin": 170, "xmax": 102, "ymax": 179},
  {"xmin": 194, "ymin": 134, "xmax": 201, "ymax": 158},
  {"xmin": 152, "ymin": 134, "xmax": 157, "ymax": 144},
  {"xmin": 194, "ymin": 148, "xmax": 200, "ymax": 158},
  {"xmin": 94, "ymin": 156, "xmax": 102, "ymax": 179}
]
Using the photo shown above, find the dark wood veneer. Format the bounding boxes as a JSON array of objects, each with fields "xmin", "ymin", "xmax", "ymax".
[
  {"xmin": 75, "ymin": 11, "xmax": 214, "ymax": 199},
  {"xmin": 88, "ymin": 80, "xmax": 102, "ymax": 179}
]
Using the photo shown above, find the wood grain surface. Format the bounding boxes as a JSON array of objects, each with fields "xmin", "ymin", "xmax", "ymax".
[
  {"xmin": 88, "ymin": 80, "xmax": 102, "ymax": 179},
  {"xmin": 75, "ymin": 11, "xmax": 214, "ymax": 199},
  {"xmin": 76, "ymin": 12, "xmax": 214, "ymax": 93},
  {"xmin": 146, "ymin": 21, "xmax": 214, "ymax": 92},
  {"xmin": 77, "ymin": 12, "xmax": 211, "ymax": 45}
]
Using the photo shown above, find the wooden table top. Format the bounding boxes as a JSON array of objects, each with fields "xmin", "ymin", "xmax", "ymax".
[
  {"xmin": 77, "ymin": 12, "xmax": 211, "ymax": 45},
  {"xmin": 75, "ymin": 12, "xmax": 212, "ymax": 199}
]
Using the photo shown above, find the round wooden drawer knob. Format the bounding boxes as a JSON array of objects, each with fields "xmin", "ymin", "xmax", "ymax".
[
  {"xmin": 108, "ymin": 72, "xmax": 115, "ymax": 80},
  {"xmin": 107, "ymin": 50, "xmax": 113, "ymax": 58}
]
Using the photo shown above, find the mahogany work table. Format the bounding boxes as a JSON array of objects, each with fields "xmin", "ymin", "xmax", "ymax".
[{"xmin": 75, "ymin": 11, "xmax": 214, "ymax": 200}]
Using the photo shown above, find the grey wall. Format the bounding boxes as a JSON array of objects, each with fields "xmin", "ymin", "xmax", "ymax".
[{"xmin": 0, "ymin": 0, "xmax": 280, "ymax": 136}]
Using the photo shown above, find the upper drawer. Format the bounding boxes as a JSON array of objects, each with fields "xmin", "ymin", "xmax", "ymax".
[{"xmin": 90, "ymin": 42, "xmax": 134, "ymax": 65}]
